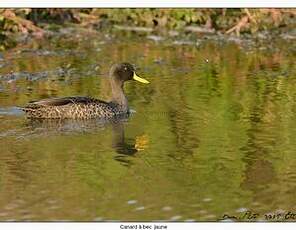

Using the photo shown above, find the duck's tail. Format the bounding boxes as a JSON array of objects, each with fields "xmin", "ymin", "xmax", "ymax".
[{"xmin": 21, "ymin": 103, "xmax": 45, "ymax": 118}]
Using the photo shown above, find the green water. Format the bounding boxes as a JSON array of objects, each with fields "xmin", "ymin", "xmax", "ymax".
[{"xmin": 0, "ymin": 31, "xmax": 295, "ymax": 221}]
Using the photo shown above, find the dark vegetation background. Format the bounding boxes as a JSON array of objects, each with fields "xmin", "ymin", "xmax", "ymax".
[{"xmin": 0, "ymin": 9, "xmax": 295, "ymax": 50}]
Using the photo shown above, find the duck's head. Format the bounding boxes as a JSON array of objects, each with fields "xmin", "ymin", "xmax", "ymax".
[{"xmin": 110, "ymin": 63, "xmax": 149, "ymax": 85}]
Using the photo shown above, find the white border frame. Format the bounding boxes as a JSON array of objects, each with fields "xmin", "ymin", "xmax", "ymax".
[{"xmin": 0, "ymin": 223, "xmax": 296, "ymax": 230}]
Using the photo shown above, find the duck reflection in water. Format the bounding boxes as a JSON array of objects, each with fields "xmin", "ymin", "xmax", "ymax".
[
  {"xmin": 25, "ymin": 117, "xmax": 148, "ymax": 166},
  {"xmin": 111, "ymin": 121, "xmax": 137, "ymax": 166}
]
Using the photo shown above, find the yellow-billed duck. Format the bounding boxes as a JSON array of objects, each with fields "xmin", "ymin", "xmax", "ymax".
[{"xmin": 22, "ymin": 63, "xmax": 149, "ymax": 119}]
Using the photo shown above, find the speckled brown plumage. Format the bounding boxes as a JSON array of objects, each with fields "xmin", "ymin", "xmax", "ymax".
[
  {"xmin": 22, "ymin": 96, "xmax": 127, "ymax": 119},
  {"xmin": 22, "ymin": 63, "xmax": 149, "ymax": 119}
]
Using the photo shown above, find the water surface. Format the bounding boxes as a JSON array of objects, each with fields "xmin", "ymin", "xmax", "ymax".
[{"xmin": 0, "ymin": 31, "xmax": 295, "ymax": 221}]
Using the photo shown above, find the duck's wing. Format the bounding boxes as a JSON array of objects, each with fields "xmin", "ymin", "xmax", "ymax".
[
  {"xmin": 26, "ymin": 96, "xmax": 107, "ymax": 107},
  {"xmin": 21, "ymin": 96, "xmax": 113, "ymax": 119}
]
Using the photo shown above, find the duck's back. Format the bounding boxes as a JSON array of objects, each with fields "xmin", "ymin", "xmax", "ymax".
[{"xmin": 22, "ymin": 96, "xmax": 122, "ymax": 119}]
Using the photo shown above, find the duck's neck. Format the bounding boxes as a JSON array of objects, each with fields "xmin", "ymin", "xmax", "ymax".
[{"xmin": 110, "ymin": 79, "xmax": 128, "ymax": 112}]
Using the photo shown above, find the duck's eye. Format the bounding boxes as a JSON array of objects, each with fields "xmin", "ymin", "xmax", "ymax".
[{"xmin": 124, "ymin": 67, "xmax": 128, "ymax": 71}]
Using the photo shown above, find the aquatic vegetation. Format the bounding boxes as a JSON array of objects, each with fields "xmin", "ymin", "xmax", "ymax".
[
  {"xmin": 92, "ymin": 9, "xmax": 296, "ymax": 33},
  {"xmin": 0, "ymin": 9, "xmax": 295, "ymax": 50}
]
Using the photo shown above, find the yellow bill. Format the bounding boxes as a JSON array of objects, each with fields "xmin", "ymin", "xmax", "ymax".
[{"xmin": 133, "ymin": 72, "xmax": 149, "ymax": 84}]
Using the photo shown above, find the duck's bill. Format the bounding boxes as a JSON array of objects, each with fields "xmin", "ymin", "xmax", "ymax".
[{"xmin": 133, "ymin": 72, "xmax": 149, "ymax": 84}]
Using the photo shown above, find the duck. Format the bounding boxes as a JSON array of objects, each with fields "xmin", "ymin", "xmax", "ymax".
[{"xmin": 22, "ymin": 63, "xmax": 149, "ymax": 119}]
